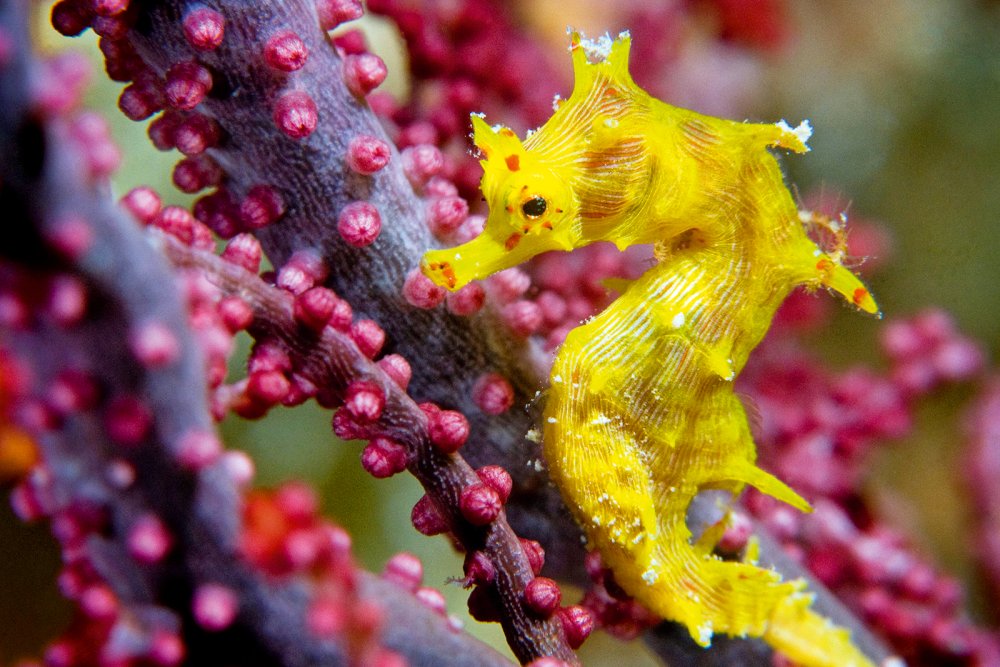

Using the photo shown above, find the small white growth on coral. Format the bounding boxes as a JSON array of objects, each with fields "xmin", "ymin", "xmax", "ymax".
[
  {"xmin": 776, "ymin": 119, "xmax": 813, "ymax": 151},
  {"xmin": 551, "ymin": 93, "xmax": 562, "ymax": 112}
]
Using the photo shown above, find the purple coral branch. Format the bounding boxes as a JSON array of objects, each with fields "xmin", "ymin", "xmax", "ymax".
[
  {"xmin": 122, "ymin": 0, "xmax": 584, "ymax": 579},
  {"xmin": 157, "ymin": 231, "xmax": 576, "ymax": 664},
  {"xmin": 0, "ymin": 1, "xmax": 510, "ymax": 664}
]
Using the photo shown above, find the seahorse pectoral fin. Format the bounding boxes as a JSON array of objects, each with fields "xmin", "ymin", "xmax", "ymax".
[{"xmin": 731, "ymin": 461, "xmax": 812, "ymax": 514}]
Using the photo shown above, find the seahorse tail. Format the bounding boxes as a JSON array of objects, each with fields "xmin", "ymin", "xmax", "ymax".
[
  {"xmin": 628, "ymin": 522, "xmax": 875, "ymax": 667},
  {"xmin": 765, "ymin": 593, "xmax": 878, "ymax": 667}
]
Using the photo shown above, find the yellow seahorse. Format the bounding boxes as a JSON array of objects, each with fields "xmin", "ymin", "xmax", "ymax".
[{"xmin": 422, "ymin": 32, "xmax": 878, "ymax": 667}]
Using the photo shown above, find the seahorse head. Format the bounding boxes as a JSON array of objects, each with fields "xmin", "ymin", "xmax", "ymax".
[{"xmin": 421, "ymin": 115, "xmax": 580, "ymax": 290}]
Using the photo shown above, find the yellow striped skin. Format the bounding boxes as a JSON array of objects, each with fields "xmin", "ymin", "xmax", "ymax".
[{"xmin": 421, "ymin": 32, "xmax": 878, "ymax": 666}]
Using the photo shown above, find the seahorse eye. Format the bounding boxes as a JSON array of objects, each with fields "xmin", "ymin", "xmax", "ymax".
[{"xmin": 521, "ymin": 196, "xmax": 547, "ymax": 219}]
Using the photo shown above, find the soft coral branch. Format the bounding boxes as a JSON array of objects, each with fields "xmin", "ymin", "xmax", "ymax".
[
  {"xmin": 119, "ymin": 0, "xmax": 585, "ymax": 580},
  {"xmin": 157, "ymin": 230, "xmax": 576, "ymax": 663},
  {"xmin": 0, "ymin": 0, "xmax": 511, "ymax": 663}
]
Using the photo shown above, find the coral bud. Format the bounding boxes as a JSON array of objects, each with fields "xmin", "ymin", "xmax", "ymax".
[
  {"xmin": 276, "ymin": 482, "xmax": 318, "ymax": 524},
  {"xmin": 218, "ymin": 296, "xmax": 254, "ymax": 332},
  {"xmin": 536, "ymin": 290, "xmax": 568, "ymax": 326},
  {"xmin": 172, "ymin": 156, "xmax": 221, "ymax": 193},
  {"xmin": 177, "ymin": 430, "xmax": 222, "ymax": 469},
  {"xmin": 403, "ymin": 268, "xmax": 446, "ymax": 309},
  {"xmin": 118, "ymin": 82, "xmax": 163, "ymax": 120},
  {"xmin": 489, "ymin": 268, "xmax": 531, "ymax": 302},
  {"xmin": 47, "ymin": 275, "xmax": 87, "ymax": 326},
  {"xmin": 446, "ymin": 282, "xmax": 486, "ymax": 317},
  {"xmin": 333, "ymin": 29, "xmax": 367, "ymax": 55},
  {"xmin": 425, "ymin": 176, "xmax": 459, "ymax": 198},
  {"xmin": 149, "ymin": 629, "xmax": 185, "ymax": 666},
  {"xmin": 294, "ymin": 287, "xmax": 337, "ymax": 330},
  {"xmin": 427, "ymin": 409, "xmax": 469, "ymax": 453},
  {"xmin": 411, "ymin": 495, "xmax": 447, "ymax": 536},
  {"xmin": 383, "ymin": 552, "xmax": 423, "ymax": 591},
  {"xmin": 51, "ymin": 1, "xmax": 91, "ymax": 37},
  {"xmin": 502, "ymin": 300, "xmax": 543, "ymax": 337},
  {"xmin": 247, "ymin": 370, "xmax": 291, "ymax": 405},
  {"xmin": 174, "ymin": 113, "xmax": 220, "ymax": 155},
  {"xmin": 105, "ymin": 395, "xmax": 152, "ymax": 445},
  {"xmin": 45, "ymin": 215, "xmax": 94, "ymax": 260},
  {"xmin": 426, "ymin": 196, "xmax": 468, "ymax": 236},
  {"xmin": 193, "ymin": 583, "xmax": 239, "ymax": 631},
  {"xmin": 337, "ymin": 201, "xmax": 381, "ymax": 247},
  {"xmin": 558, "ymin": 606, "xmax": 595, "ymax": 649},
  {"xmin": 377, "ymin": 354, "xmax": 411, "ymax": 390},
  {"xmin": 472, "ymin": 374, "xmax": 514, "ymax": 415},
  {"xmin": 464, "ymin": 550, "xmax": 496, "ymax": 585},
  {"xmin": 317, "ymin": 0, "xmax": 363, "ymax": 31},
  {"xmin": 524, "ymin": 577, "xmax": 561, "ymax": 616},
  {"xmin": 361, "ymin": 436, "xmax": 408, "ymax": 478},
  {"xmin": 328, "ymin": 296, "xmax": 354, "ymax": 331},
  {"xmin": 467, "ymin": 585, "xmax": 502, "ymax": 622},
  {"xmin": 221, "ymin": 450, "xmax": 255, "ymax": 486},
  {"xmin": 147, "ymin": 112, "xmax": 180, "ymax": 151},
  {"xmin": 415, "ymin": 587, "xmax": 447, "ymax": 616},
  {"xmin": 265, "ymin": 30, "xmax": 309, "ymax": 71},
  {"xmin": 222, "ymin": 233, "xmax": 263, "ymax": 273},
  {"xmin": 397, "ymin": 120, "xmax": 437, "ymax": 148},
  {"xmin": 128, "ymin": 514, "xmax": 172, "ymax": 563},
  {"xmin": 165, "ymin": 60, "xmax": 212, "ymax": 110},
  {"xmin": 48, "ymin": 369, "xmax": 98, "ymax": 414},
  {"xmin": 240, "ymin": 184, "xmax": 285, "ymax": 230},
  {"xmin": 476, "ymin": 465, "xmax": 512, "ymax": 503},
  {"xmin": 343, "ymin": 53, "xmax": 387, "ymax": 97},
  {"xmin": 347, "ymin": 134, "xmax": 391, "ymax": 174},
  {"xmin": 401, "ymin": 144, "xmax": 443, "ymax": 185},
  {"xmin": 351, "ymin": 319, "xmax": 385, "ymax": 358},
  {"xmin": 79, "ymin": 584, "xmax": 118, "ymax": 619},
  {"xmin": 459, "ymin": 483, "xmax": 501, "ymax": 526},
  {"xmin": 344, "ymin": 380, "xmax": 384, "ymax": 423},
  {"xmin": 308, "ymin": 595, "xmax": 346, "ymax": 636},
  {"xmin": 92, "ymin": 15, "xmax": 130, "ymax": 40},
  {"xmin": 274, "ymin": 90, "xmax": 318, "ymax": 139},
  {"xmin": 151, "ymin": 205, "xmax": 197, "ymax": 245},
  {"xmin": 717, "ymin": 511, "xmax": 753, "ymax": 555},
  {"xmin": 130, "ymin": 321, "xmax": 180, "ymax": 368},
  {"xmin": 332, "ymin": 408, "xmax": 369, "ymax": 440},
  {"xmin": 520, "ymin": 538, "xmax": 545, "ymax": 576},
  {"xmin": 183, "ymin": 7, "xmax": 225, "ymax": 51}
]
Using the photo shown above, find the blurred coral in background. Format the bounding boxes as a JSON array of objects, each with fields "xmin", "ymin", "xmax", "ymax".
[{"xmin": 1, "ymin": 0, "xmax": 999, "ymax": 666}]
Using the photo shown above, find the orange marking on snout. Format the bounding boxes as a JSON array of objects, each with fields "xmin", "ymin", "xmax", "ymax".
[
  {"xmin": 505, "ymin": 233, "xmax": 521, "ymax": 250},
  {"xmin": 852, "ymin": 288, "xmax": 868, "ymax": 305},
  {"xmin": 505, "ymin": 155, "xmax": 520, "ymax": 171}
]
